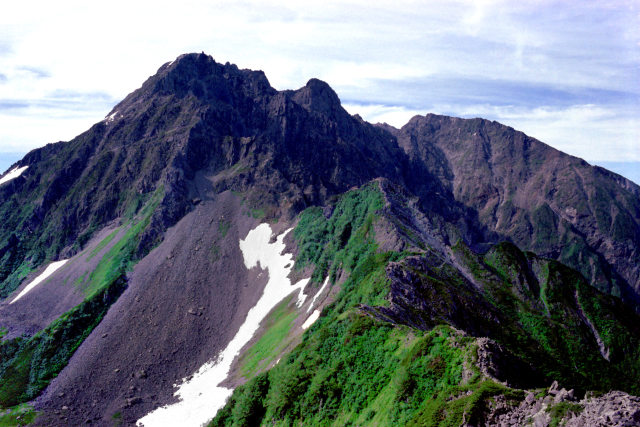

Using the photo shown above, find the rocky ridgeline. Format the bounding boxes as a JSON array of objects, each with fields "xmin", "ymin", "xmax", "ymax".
[{"xmin": 488, "ymin": 381, "xmax": 640, "ymax": 426}]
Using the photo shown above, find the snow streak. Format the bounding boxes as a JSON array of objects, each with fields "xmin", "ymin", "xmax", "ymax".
[
  {"xmin": 0, "ymin": 166, "xmax": 28, "ymax": 186},
  {"xmin": 137, "ymin": 224, "xmax": 309, "ymax": 427},
  {"xmin": 10, "ymin": 259, "xmax": 69, "ymax": 304}
]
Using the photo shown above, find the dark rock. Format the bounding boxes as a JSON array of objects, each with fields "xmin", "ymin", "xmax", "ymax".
[
  {"xmin": 126, "ymin": 397, "xmax": 142, "ymax": 406},
  {"xmin": 395, "ymin": 114, "xmax": 640, "ymax": 307}
]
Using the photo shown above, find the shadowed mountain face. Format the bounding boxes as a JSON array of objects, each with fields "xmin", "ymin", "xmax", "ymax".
[
  {"xmin": 0, "ymin": 53, "xmax": 639, "ymax": 426},
  {"xmin": 390, "ymin": 115, "xmax": 640, "ymax": 306},
  {"xmin": 0, "ymin": 53, "xmax": 472, "ymax": 302}
]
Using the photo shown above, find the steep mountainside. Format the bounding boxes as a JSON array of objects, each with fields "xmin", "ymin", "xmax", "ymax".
[
  {"xmin": 390, "ymin": 115, "xmax": 640, "ymax": 307},
  {"xmin": 0, "ymin": 53, "xmax": 639, "ymax": 426},
  {"xmin": 214, "ymin": 181, "xmax": 640, "ymax": 427}
]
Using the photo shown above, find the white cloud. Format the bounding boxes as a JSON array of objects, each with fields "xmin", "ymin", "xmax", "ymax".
[
  {"xmin": 343, "ymin": 103, "xmax": 424, "ymax": 128},
  {"xmin": 440, "ymin": 103, "xmax": 640, "ymax": 162},
  {"xmin": 0, "ymin": 0, "xmax": 637, "ymax": 166},
  {"xmin": 345, "ymin": 101, "xmax": 640, "ymax": 162},
  {"xmin": 0, "ymin": 103, "xmax": 113, "ymax": 152}
]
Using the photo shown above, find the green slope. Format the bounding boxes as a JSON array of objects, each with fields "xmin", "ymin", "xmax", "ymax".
[
  {"xmin": 212, "ymin": 181, "xmax": 640, "ymax": 426},
  {"xmin": 0, "ymin": 188, "xmax": 162, "ymax": 409}
]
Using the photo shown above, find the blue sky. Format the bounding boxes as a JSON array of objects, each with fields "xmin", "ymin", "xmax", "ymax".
[{"xmin": 0, "ymin": 0, "xmax": 638, "ymax": 182}]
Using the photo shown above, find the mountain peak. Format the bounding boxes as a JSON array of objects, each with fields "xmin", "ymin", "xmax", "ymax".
[{"xmin": 292, "ymin": 77, "xmax": 342, "ymax": 115}]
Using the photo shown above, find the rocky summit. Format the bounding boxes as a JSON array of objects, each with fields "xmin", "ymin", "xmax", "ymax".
[{"xmin": 0, "ymin": 52, "xmax": 639, "ymax": 426}]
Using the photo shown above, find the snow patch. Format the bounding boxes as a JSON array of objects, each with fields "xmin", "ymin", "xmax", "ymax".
[
  {"xmin": 307, "ymin": 276, "xmax": 330, "ymax": 312},
  {"xmin": 0, "ymin": 166, "xmax": 28, "ymax": 186},
  {"xmin": 302, "ymin": 309, "xmax": 320, "ymax": 330},
  {"xmin": 10, "ymin": 259, "xmax": 69, "ymax": 304},
  {"xmin": 239, "ymin": 225, "xmax": 309, "ymax": 307},
  {"xmin": 574, "ymin": 290, "xmax": 610, "ymax": 361},
  {"xmin": 137, "ymin": 223, "xmax": 309, "ymax": 427},
  {"xmin": 105, "ymin": 111, "xmax": 120, "ymax": 124}
]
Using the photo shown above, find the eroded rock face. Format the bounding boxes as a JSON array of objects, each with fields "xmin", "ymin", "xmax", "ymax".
[
  {"xmin": 0, "ymin": 53, "xmax": 401, "ymax": 298},
  {"xmin": 474, "ymin": 338, "xmax": 541, "ymax": 390}
]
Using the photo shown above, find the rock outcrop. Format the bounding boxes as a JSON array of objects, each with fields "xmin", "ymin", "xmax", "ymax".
[{"xmin": 487, "ymin": 381, "xmax": 640, "ymax": 427}]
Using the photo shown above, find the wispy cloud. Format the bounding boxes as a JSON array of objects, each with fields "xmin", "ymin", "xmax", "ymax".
[
  {"xmin": 0, "ymin": 41, "xmax": 12, "ymax": 57},
  {"xmin": 451, "ymin": 103, "xmax": 639, "ymax": 162},
  {"xmin": 0, "ymin": 91, "xmax": 116, "ymax": 113},
  {"xmin": 342, "ymin": 77, "xmax": 638, "ymax": 110},
  {"xmin": 0, "ymin": 0, "xmax": 638, "ymax": 167},
  {"xmin": 342, "ymin": 103, "xmax": 426, "ymax": 128},
  {"xmin": 17, "ymin": 66, "xmax": 50, "ymax": 79},
  {"xmin": 344, "ymin": 101, "xmax": 640, "ymax": 163}
]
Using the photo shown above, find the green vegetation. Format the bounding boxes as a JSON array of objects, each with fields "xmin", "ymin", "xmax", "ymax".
[
  {"xmin": 547, "ymin": 401, "xmax": 583, "ymax": 427},
  {"xmin": 0, "ymin": 262, "xmax": 33, "ymax": 300},
  {"xmin": 238, "ymin": 297, "xmax": 298, "ymax": 379},
  {"xmin": 0, "ymin": 198, "xmax": 36, "ymax": 299},
  {"xmin": 457, "ymin": 241, "xmax": 640, "ymax": 395},
  {"xmin": 250, "ymin": 208, "xmax": 265, "ymax": 220},
  {"xmin": 82, "ymin": 186, "xmax": 162, "ymax": 298},
  {"xmin": 213, "ymin": 319, "xmax": 491, "ymax": 426},
  {"xmin": 122, "ymin": 192, "xmax": 147, "ymax": 221},
  {"xmin": 406, "ymin": 380, "xmax": 524, "ymax": 427},
  {"xmin": 111, "ymin": 410, "xmax": 123, "ymax": 426},
  {"xmin": 0, "ymin": 404, "xmax": 37, "ymax": 426},
  {"xmin": 207, "ymin": 214, "xmax": 235, "ymax": 264},
  {"xmin": 293, "ymin": 181, "xmax": 385, "ymax": 285},
  {"xmin": 0, "ymin": 189, "xmax": 164, "ymax": 410},
  {"xmin": 73, "ymin": 272, "xmax": 88, "ymax": 289},
  {"xmin": 0, "ymin": 122, "xmax": 171, "ymax": 301},
  {"xmin": 214, "ymin": 181, "xmax": 640, "ymax": 426},
  {"xmin": 87, "ymin": 227, "xmax": 120, "ymax": 261},
  {"xmin": 214, "ymin": 183, "xmax": 496, "ymax": 426},
  {"xmin": 0, "ymin": 274, "xmax": 127, "ymax": 407},
  {"xmin": 218, "ymin": 219, "xmax": 231, "ymax": 238}
]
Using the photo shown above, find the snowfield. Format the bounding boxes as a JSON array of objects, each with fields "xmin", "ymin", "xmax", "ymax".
[
  {"xmin": 307, "ymin": 275, "xmax": 330, "ymax": 312},
  {"xmin": 302, "ymin": 309, "xmax": 320, "ymax": 330},
  {"xmin": 137, "ymin": 223, "xmax": 310, "ymax": 427},
  {"xmin": 0, "ymin": 165, "xmax": 28, "ymax": 186},
  {"xmin": 10, "ymin": 259, "xmax": 69, "ymax": 304}
]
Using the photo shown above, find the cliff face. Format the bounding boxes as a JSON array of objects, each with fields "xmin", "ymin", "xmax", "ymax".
[{"xmin": 0, "ymin": 53, "xmax": 639, "ymax": 426}]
